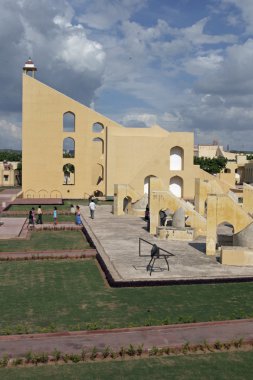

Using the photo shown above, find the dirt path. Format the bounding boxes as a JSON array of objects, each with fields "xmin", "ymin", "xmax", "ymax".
[{"xmin": 0, "ymin": 319, "xmax": 253, "ymax": 357}]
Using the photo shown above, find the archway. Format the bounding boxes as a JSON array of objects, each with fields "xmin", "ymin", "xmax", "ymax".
[
  {"xmin": 63, "ymin": 137, "xmax": 75, "ymax": 158},
  {"xmin": 144, "ymin": 175, "xmax": 156, "ymax": 195},
  {"xmin": 170, "ymin": 146, "xmax": 184, "ymax": 170},
  {"xmin": 92, "ymin": 122, "xmax": 104, "ymax": 133},
  {"xmin": 63, "ymin": 112, "xmax": 75, "ymax": 132},
  {"xmin": 123, "ymin": 196, "xmax": 132, "ymax": 214},
  {"xmin": 63, "ymin": 164, "xmax": 75, "ymax": 185},
  {"xmin": 169, "ymin": 176, "xmax": 183, "ymax": 198},
  {"xmin": 216, "ymin": 222, "xmax": 234, "ymax": 249}
]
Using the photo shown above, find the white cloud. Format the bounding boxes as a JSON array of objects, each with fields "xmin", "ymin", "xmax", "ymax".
[
  {"xmin": 223, "ymin": 0, "xmax": 253, "ymax": 33},
  {"xmin": 0, "ymin": 120, "xmax": 21, "ymax": 150},
  {"xmin": 77, "ymin": 0, "xmax": 147, "ymax": 30}
]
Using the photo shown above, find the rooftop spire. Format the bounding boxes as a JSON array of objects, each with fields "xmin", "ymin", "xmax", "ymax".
[{"xmin": 23, "ymin": 58, "xmax": 37, "ymax": 77}]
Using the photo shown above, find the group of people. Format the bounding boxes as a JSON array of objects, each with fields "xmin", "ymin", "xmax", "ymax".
[
  {"xmin": 27, "ymin": 199, "xmax": 97, "ymax": 229},
  {"xmin": 28, "ymin": 205, "xmax": 43, "ymax": 229}
]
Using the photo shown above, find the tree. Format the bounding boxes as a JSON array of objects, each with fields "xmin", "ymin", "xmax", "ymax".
[
  {"xmin": 0, "ymin": 150, "xmax": 22, "ymax": 162},
  {"xmin": 194, "ymin": 156, "xmax": 228, "ymax": 174}
]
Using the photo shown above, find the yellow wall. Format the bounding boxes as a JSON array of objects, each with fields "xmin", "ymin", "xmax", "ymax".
[{"xmin": 22, "ymin": 74, "xmax": 196, "ymax": 199}]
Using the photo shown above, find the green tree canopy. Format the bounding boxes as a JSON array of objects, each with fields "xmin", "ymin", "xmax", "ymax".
[
  {"xmin": 0, "ymin": 150, "xmax": 22, "ymax": 162},
  {"xmin": 194, "ymin": 156, "xmax": 228, "ymax": 174}
]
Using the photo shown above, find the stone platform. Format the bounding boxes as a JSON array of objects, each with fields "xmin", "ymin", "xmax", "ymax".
[
  {"xmin": 80, "ymin": 205, "xmax": 253, "ymax": 285},
  {"xmin": 0, "ymin": 218, "xmax": 26, "ymax": 239}
]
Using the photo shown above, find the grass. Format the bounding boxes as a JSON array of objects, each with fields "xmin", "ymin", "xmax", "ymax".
[
  {"xmin": 0, "ymin": 231, "xmax": 89, "ymax": 252},
  {"xmin": 0, "ymin": 214, "xmax": 75, "ymax": 222},
  {"xmin": 1, "ymin": 260, "xmax": 253, "ymax": 335},
  {"xmin": 1, "ymin": 352, "xmax": 253, "ymax": 379},
  {"xmin": 7, "ymin": 200, "xmax": 113, "ymax": 212}
]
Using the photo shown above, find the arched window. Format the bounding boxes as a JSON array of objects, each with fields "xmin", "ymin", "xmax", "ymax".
[
  {"xmin": 92, "ymin": 122, "xmax": 104, "ymax": 133},
  {"xmin": 63, "ymin": 164, "xmax": 75, "ymax": 185},
  {"xmin": 92, "ymin": 137, "xmax": 104, "ymax": 154},
  {"xmin": 144, "ymin": 175, "xmax": 156, "ymax": 194},
  {"xmin": 63, "ymin": 137, "xmax": 75, "ymax": 158},
  {"xmin": 63, "ymin": 112, "xmax": 75, "ymax": 132},
  {"xmin": 170, "ymin": 146, "xmax": 184, "ymax": 170},
  {"xmin": 169, "ymin": 176, "xmax": 183, "ymax": 198}
]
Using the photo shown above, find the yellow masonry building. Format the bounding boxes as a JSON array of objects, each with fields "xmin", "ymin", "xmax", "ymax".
[{"xmin": 22, "ymin": 63, "xmax": 196, "ymax": 200}]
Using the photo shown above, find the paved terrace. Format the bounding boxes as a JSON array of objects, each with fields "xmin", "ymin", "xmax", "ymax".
[
  {"xmin": 80, "ymin": 205, "xmax": 253, "ymax": 285},
  {"xmin": 0, "ymin": 188, "xmax": 22, "ymax": 212}
]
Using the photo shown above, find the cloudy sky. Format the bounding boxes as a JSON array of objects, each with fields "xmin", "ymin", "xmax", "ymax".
[{"xmin": 1, "ymin": 0, "xmax": 253, "ymax": 150}]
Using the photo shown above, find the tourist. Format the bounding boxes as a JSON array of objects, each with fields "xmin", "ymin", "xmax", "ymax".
[
  {"xmin": 75, "ymin": 205, "xmax": 82, "ymax": 225},
  {"xmin": 53, "ymin": 207, "xmax": 57, "ymax": 225},
  {"xmin": 28, "ymin": 209, "xmax": 34, "ymax": 229},
  {"xmin": 145, "ymin": 204, "xmax": 150, "ymax": 221},
  {"xmin": 70, "ymin": 204, "xmax": 75, "ymax": 214},
  {"xmin": 89, "ymin": 198, "xmax": 96, "ymax": 219},
  {"xmin": 36, "ymin": 205, "xmax": 43, "ymax": 224},
  {"xmin": 31, "ymin": 207, "xmax": 36, "ymax": 225}
]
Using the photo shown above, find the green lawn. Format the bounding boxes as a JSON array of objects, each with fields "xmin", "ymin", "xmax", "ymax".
[
  {"xmin": 0, "ymin": 231, "xmax": 89, "ymax": 252},
  {"xmin": 1, "ymin": 260, "xmax": 253, "ymax": 335},
  {"xmin": 1, "ymin": 352, "xmax": 253, "ymax": 379},
  {"xmin": 1, "ymin": 214, "xmax": 75, "ymax": 222},
  {"xmin": 7, "ymin": 200, "xmax": 112, "ymax": 212}
]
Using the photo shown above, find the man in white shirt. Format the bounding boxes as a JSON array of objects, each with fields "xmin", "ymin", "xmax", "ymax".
[{"xmin": 89, "ymin": 199, "xmax": 96, "ymax": 219}]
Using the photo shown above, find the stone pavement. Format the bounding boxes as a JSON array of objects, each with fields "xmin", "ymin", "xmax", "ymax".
[
  {"xmin": 80, "ymin": 205, "xmax": 253, "ymax": 284},
  {"xmin": 0, "ymin": 217, "xmax": 26, "ymax": 239},
  {"xmin": 0, "ymin": 188, "xmax": 21, "ymax": 212},
  {"xmin": 0, "ymin": 319, "xmax": 253, "ymax": 357}
]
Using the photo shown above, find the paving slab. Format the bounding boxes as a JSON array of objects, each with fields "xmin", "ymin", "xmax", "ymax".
[
  {"xmin": 0, "ymin": 319, "xmax": 253, "ymax": 357},
  {"xmin": 0, "ymin": 218, "xmax": 26, "ymax": 239},
  {"xmin": 80, "ymin": 205, "xmax": 253, "ymax": 284}
]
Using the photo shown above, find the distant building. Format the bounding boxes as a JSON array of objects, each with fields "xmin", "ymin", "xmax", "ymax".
[{"xmin": 0, "ymin": 161, "xmax": 21, "ymax": 186}]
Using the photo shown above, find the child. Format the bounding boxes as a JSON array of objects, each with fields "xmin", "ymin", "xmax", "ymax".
[{"xmin": 53, "ymin": 207, "xmax": 57, "ymax": 225}]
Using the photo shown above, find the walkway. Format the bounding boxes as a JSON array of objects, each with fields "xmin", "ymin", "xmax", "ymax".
[
  {"xmin": 0, "ymin": 188, "xmax": 21, "ymax": 212},
  {"xmin": 0, "ymin": 319, "xmax": 253, "ymax": 357},
  {"xmin": 80, "ymin": 205, "xmax": 253, "ymax": 285}
]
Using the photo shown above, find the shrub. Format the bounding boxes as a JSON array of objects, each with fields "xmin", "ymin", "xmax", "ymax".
[
  {"xmin": 126, "ymin": 344, "xmax": 136, "ymax": 356},
  {"xmin": 90, "ymin": 347, "xmax": 98, "ymax": 360}
]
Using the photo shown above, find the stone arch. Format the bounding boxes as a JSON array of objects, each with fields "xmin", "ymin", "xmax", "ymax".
[
  {"xmin": 50, "ymin": 190, "xmax": 62, "ymax": 198},
  {"xmin": 92, "ymin": 164, "xmax": 104, "ymax": 187},
  {"xmin": 63, "ymin": 137, "xmax": 75, "ymax": 158},
  {"xmin": 123, "ymin": 196, "xmax": 132, "ymax": 214},
  {"xmin": 92, "ymin": 137, "xmax": 104, "ymax": 155},
  {"xmin": 170, "ymin": 146, "xmax": 184, "ymax": 170},
  {"xmin": 217, "ymin": 221, "xmax": 234, "ymax": 248},
  {"xmin": 63, "ymin": 112, "xmax": 75, "ymax": 132},
  {"xmin": 38, "ymin": 189, "xmax": 48, "ymax": 198},
  {"xmin": 169, "ymin": 176, "xmax": 183, "ymax": 198},
  {"xmin": 144, "ymin": 175, "xmax": 156, "ymax": 195},
  {"xmin": 92, "ymin": 122, "xmax": 104, "ymax": 133},
  {"xmin": 206, "ymin": 194, "xmax": 252, "ymax": 255},
  {"xmin": 63, "ymin": 163, "xmax": 75, "ymax": 185},
  {"xmin": 24, "ymin": 189, "xmax": 36, "ymax": 198}
]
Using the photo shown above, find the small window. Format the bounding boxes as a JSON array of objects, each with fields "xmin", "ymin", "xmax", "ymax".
[
  {"xmin": 92, "ymin": 137, "xmax": 104, "ymax": 154},
  {"xmin": 92, "ymin": 122, "xmax": 104, "ymax": 133},
  {"xmin": 63, "ymin": 164, "xmax": 75, "ymax": 185},
  {"xmin": 4, "ymin": 175, "xmax": 9, "ymax": 182},
  {"xmin": 63, "ymin": 137, "xmax": 75, "ymax": 158},
  {"xmin": 63, "ymin": 112, "xmax": 75, "ymax": 132}
]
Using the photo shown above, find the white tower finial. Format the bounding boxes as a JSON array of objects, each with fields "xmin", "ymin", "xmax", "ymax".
[{"xmin": 23, "ymin": 58, "xmax": 37, "ymax": 77}]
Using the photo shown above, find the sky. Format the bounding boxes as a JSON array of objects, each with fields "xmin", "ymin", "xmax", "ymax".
[{"xmin": 1, "ymin": 0, "xmax": 253, "ymax": 151}]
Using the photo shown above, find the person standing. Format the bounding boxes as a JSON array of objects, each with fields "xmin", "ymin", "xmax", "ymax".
[
  {"xmin": 89, "ymin": 199, "xmax": 96, "ymax": 219},
  {"xmin": 36, "ymin": 205, "xmax": 43, "ymax": 224},
  {"xmin": 28, "ymin": 209, "xmax": 34, "ymax": 229},
  {"xmin": 75, "ymin": 205, "xmax": 82, "ymax": 225},
  {"xmin": 31, "ymin": 207, "xmax": 36, "ymax": 225},
  {"xmin": 53, "ymin": 207, "xmax": 57, "ymax": 225}
]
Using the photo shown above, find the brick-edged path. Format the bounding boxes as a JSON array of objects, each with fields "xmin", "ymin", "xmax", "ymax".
[{"xmin": 0, "ymin": 319, "xmax": 253, "ymax": 357}]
